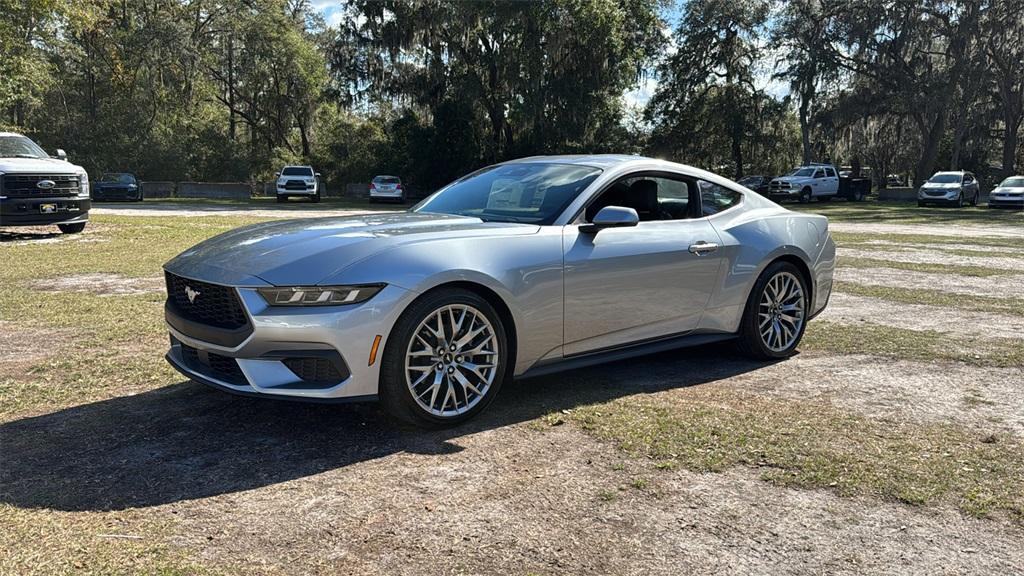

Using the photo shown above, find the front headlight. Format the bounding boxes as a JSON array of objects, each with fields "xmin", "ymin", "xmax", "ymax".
[
  {"xmin": 257, "ymin": 284, "xmax": 385, "ymax": 306},
  {"xmin": 79, "ymin": 172, "xmax": 90, "ymax": 197}
]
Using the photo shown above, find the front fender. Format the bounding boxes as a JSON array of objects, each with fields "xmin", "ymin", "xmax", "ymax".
[{"xmin": 323, "ymin": 229, "xmax": 566, "ymax": 375}]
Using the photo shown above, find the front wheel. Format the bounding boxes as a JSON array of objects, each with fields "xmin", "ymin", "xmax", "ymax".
[
  {"xmin": 799, "ymin": 188, "xmax": 812, "ymax": 203},
  {"xmin": 971, "ymin": 192, "xmax": 978, "ymax": 206},
  {"xmin": 955, "ymin": 193, "xmax": 963, "ymax": 208},
  {"xmin": 276, "ymin": 195, "xmax": 286, "ymax": 203},
  {"xmin": 58, "ymin": 222, "xmax": 86, "ymax": 234},
  {"xmin": 312, "ymin": 191, "xmax": 321, "ymax": 203},
  {"xmin": 736, "ymin": 261, "xmax": 809, "ymax": 360},
  {"xmin": 380, "ymin": 288, "xmax": 509, "ymax": 427}
]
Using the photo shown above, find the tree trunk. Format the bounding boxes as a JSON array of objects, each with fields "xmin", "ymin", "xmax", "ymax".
[
  {"xmin": 914, "ymin": 114, "xmax": 946, "ymax": 187},
  {"xmin": 799, "ymin": 97, "xmax": 812, "ymax": 165},
  {"xmin": 1002, "ymin": 107, "xmax": 1022, "ymax": 177}
]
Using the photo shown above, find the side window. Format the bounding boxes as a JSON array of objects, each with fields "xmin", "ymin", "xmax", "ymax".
[
  {"xmin": 825, "ymin": 167, "xmax": 837, "ymax": 178},
  {"xmin": 700, "ymin": 180, "xmax": 743, "ymax": 216},
  {"xmin": 964, "ymin": 174, "xmax": 974, "ymax": 183},
  {"xmin": 813, "ymin": 169, "xmax": 825, "ymax": 179},
  {"xmin": 584, "ymin": 175, "xmax": 696, "ymax": 222}
]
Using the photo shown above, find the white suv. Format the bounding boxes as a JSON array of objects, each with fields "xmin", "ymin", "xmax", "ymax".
[
  {"xmin": 369, "ymin": 175, "xmax": 404, "ymax": 203},
  {"xmin": 275, "ymin": 165, "xmax": 320, "ymax": 203},
  {"xmin": 769, "ymin": 164, "xmax": 840, "ymax": 203}
]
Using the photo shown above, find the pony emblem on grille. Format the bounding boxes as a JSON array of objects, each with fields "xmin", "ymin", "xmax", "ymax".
[{"xmin": 185, "ymin": 285, "xmax": 201, "ymax": 304}]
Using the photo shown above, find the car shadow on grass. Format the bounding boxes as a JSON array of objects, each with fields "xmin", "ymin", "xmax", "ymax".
[
  {"xmin": 0, "ymin": 230, "xmax": 64, "ymax": 243},
  {"xmin": 0, "ymin": 344, "xmax": 772, "ymax": 512}
]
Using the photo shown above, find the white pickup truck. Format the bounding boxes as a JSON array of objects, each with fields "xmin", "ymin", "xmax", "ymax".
[
  {"xmin": 0, "ymin": 132, "xmax": 91, "ymax": 233},
  {"xmin": 769, "ymin": 164, "xmax": 841, "ymax": 203}
]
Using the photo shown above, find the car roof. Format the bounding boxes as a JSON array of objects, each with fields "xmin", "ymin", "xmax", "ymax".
[
  {"xmin": 933, "ymin": 171, "xmax": 966, "ymax": 175},
  {"xmin": 0, "ymin": 132, "xmax": 27, "ymax": 137},
  {"xmin": 373, "ymin": 175, "xmax": 400, "ymax": 179},
  {"xmin": 505, "ymin": 154, "xmax": 653, "ymax": 168}
]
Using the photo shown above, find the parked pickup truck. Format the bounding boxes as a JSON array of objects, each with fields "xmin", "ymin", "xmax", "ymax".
[
  {"xmin": 769, "ymin": 163, "xmax": 871, "ymax": 203},
  {"xmin": 0, "ymin": 132, "xmax": 91, "ymax": 233}
]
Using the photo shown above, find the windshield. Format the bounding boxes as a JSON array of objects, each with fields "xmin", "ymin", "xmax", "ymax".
[
  {"xmin": 737, "ymin": 177, "xmax": 760, "ymax": 185},
  {"xmin": 0, "ymin": 135, "xmax": 49, "ymax": 159},
  {"xmin": 999, "ymin": 177, "xmax": 1024, "ymax": 188},
  {"xmin": 282, "ymin": 166, "xmax": 313, "ymax": 176},
  {"xmin": 788, "ymin": 168, "xmax": 814, "ymax": 177},
  {"xmin": 101, "ymin": 173, "xmax": 136, "ymax": 184},
  {"xmin": 928, "ymin": 174, "xmax": 961, "ymax": 184},
  {"xmin": 374, "ymin": 176, "xmax": 401, "ymax": 184},
  {"xmin": 415, "ymin": 163, "xmax": 602, "ymax": 224}
]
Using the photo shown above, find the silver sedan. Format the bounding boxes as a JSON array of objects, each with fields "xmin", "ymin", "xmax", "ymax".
[{"xmin": 163, "ymin": 155, "xmax": 836, "ymax": 426}]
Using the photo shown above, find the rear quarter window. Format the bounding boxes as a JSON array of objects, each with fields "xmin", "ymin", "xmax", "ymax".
[{"xmin": 700, "ymin": 181, "xmax": 743, "ymax": 216}]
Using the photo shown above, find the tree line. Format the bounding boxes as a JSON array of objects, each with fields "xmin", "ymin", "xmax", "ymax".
[{"xmin": 2, "ymin": 0, "xmax": 1021, "ymax": 190}]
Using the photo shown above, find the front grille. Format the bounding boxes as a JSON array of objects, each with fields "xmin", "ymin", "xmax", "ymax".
[
  {"xmin": 925, "ymin": 190, "xmax": 950, "ymax": 197},
  {"xmin": 165, "ymin": 272, "xmax": 249, "ymax": 330},
  {"xmin": 2, "ymin": 174, "xmax": 81, "ymax": 197},
  {"xmin": 770, "ymin": 182, "xmax": 790, "ymax": 191},
  {"xmin": 180, "ymin": 344, "xmax": 247, "ymax": 385},
  {"xmin": 283, "ymin": 357, "xmax": 349, "ymax": 384},
  {"xmin": 284, "ymin": 179, "xmax": 309, "ymax": 190}
]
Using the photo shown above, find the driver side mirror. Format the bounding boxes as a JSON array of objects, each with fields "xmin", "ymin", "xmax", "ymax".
[
  {"xmin": 55, "ymin": 149, "xmax": 67, "ymax": 161},
  {"xmin": 580, "ymin": 206, "xmax": 639, "ymax": 234},
  {"xmin": 314, "ymin": 172, "xmax": 322, "ymax": 178}
]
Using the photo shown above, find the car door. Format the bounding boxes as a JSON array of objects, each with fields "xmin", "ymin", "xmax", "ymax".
[
  {"xmin": 561, "ymin": 174, "xmax": 724, "ymax": 356},
  {"xmin": 823, "ymin": 167, "xmax": 840, "ymax": 195}
]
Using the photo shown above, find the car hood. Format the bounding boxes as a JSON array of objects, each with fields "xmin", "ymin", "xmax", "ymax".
[
  {"xmin": 164, "ymin": 211, "xmax": 539, "ymax": 286},
  {"xmin": 774, "ymin": 176, "xmax": 811, "ymax": 184},
  {"xmin": 0, "ymin": 157, "xmax": 84, "ymax": 174},
  {"xmin": 993, "ymin": 186, "xmax": 1024, "ymax": 194},
  {"xmin": 922, "ymin": 182, "xmax": 960, "ymax": 189}
]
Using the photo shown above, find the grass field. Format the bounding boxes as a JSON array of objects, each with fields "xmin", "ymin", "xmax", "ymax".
[{"xmin": 1, "ymin": 201, "xmax": 1022, "ymax": 574}]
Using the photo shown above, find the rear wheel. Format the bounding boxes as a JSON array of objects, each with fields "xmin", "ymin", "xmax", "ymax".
[
  {"xmin": 736, "ymin": 261, "xmax": 808, "ymax": 360},
  {"xmin": 971, "ymin": 191, "xmax": 978, "ymax": 206},
  {"xmin": 58, "ymin": 222, "xmax": 86, "ymax": 234},
  {"xmin": 380, "ymin": 288, "xmax": 509, "ymax": 427},
  {"xmin": 799, "ymin": 188, "xmax": 812, "ymax": 203}
]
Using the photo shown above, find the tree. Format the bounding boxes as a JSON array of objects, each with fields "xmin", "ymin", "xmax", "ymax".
[{"xmin": 646, "ymin": 0, "xmax": 774, "ymax": 176}]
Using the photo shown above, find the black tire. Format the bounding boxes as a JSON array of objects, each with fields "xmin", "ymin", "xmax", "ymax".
[
  {"xmin": 379, "ymin": 288, "xmax": 509, "ymax": 427},
  {"xmin": 971, "ymin": 192, "xmax": 978, "ymax": 206},
  {"xmin": 918, "ymin": 201, "xmax": 926, "ymax": 207},
  {"xmin": 736, "ymin": 260, "xmax": 809, "ymax": 360},
  {"xmin": 799, "ymin": 187, "xmax": 812, "ymax": 203},
  {"xmin": 58, "ymin": 222, "xmax": 86, "ymax": 234},
  {"xmin": 822, "ymin": 194, "xmax": 832, "ymax": 202},
  {"xmin": 853, "ymin": 189, "xmax": 865, "ymax": 202},
  {"xmin": 312, "ymin": 191, "xmax": 321, "ymax": 203},
  {"xmin": 277, "ymin": 195, "xmax": 285, "ymax": 203},
  {"xmin": 955, "ymin": 193, "xmax": 963, "ymax": 208}
]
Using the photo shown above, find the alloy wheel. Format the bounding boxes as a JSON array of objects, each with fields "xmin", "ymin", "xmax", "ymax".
[
  {"xmin": 404, "ymin": 304, "xmax": 499, "ymax": 417},
  {"xmin": 758, "ymin": 271, "xmax": 805, "ymax": 352}
]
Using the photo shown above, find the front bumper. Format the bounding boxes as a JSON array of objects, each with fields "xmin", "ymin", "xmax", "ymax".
[
  {"xmin": 93, "ymin": 187, "xmax": 141, "ymax": 201},
  {"xmin": 0, "ymin": 196, "xmax": 91, "ymax": 226},
  {"xmin": 988, "ymin": 195, "xmax": 1024, "ymax": 208},
  {"xmin": 276, "ymin": 186, "xmax": 317, "ymax": 196},
  {"xmin": 164, "ymin": 279, "xmax": 415, "ymax": 401}
]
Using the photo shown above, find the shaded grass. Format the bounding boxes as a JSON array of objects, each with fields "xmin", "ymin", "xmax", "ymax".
[
  {"xmin": 833, "ymin": 281, "xmax": 1024, "ymax": 318},
  {"xmin": 839, "ymin": 255, "xmax": 1011, "ymax": 278},
  {"xmin": 134, "ymin": 195, "xmax": 404, "ymax": 211},
  {"xmin": 801, "ymin": 321, "xmax": 1024, "ymax": 368},
  {"xmin": 572, "ymin": 390, "xmax": 1024, "ymax": 521}
]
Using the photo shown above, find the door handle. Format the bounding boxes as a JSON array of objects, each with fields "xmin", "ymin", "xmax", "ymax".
[{"xmin": 688, "ymin": 241, "xmax": 719, "ymax": 255}]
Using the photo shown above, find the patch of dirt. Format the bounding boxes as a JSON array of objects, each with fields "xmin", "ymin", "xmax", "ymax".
[
  {"xmin": 0, "ymin": 224, "xmax": 109, "ymax": 247},
  {"xmin": 28, "ymin": 273, "xmax": 165, "ymax": 296},
  {"xmin": 836, "ymin": 265, "xmax": 1024, "ymax": 296},
  {"xmin": 839, "ymin": 247, "xmax": 1024, "ymax": 272},
  {"xmin": 726, "ymin": 353, "xmax": 1024, "ymax": 437},
  {"xmin": 831, "ymin": 221, "xmax": 1024, "ymax": 239},
  {"xmin": 165, "ymin": 423, "xmax": 1024, "ymax": 575},
  {"xmin": 822, "ymin": 291, "xmax": 1024, "ymax": 339},
  {"xmin": 0, "ymin": 321, "xmax": 74, "ymax": 379},
  {"xmin": 852, "ymin": 239, "xmax": 1024, "ymax": 255}
]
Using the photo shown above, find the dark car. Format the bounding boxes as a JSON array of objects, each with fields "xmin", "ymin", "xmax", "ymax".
[
  {"xmin": 92, "ymin": 172, "xmax": 142, "ymax": 202},
  {"xmin": 737, "ymin": 175, "xmax": 771, "ymax": 196}
]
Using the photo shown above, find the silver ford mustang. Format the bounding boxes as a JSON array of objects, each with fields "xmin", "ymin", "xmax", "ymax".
[{"xmin": 164, "ymin": 155, "xmax": 835, "ymax": 426}]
